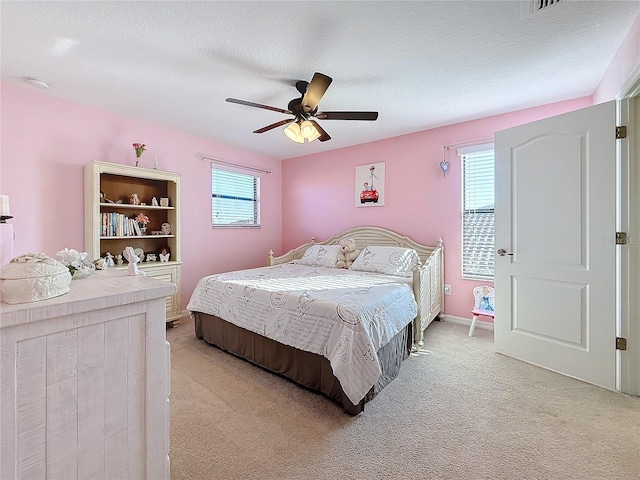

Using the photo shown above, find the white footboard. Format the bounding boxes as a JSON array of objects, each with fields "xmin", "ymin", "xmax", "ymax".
[{"xmin": 412, "ymin": 240, "xmax": 444, "ymax": 349}]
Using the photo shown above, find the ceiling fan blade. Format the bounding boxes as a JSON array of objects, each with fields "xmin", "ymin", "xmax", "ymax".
[
  {"xmin": 253, "ymin": 118, "xmax": 294, "ymax": 134},
  {"xmin": 226, "ymin": 98, "xmax": 290, "ymax": 114},
  {"xmin": 301, "ymin": 72, "xmax": 332, "ymax": 113},
  {"xmin": 310, "ymin": 120, "xmax": 331, "ymax": 142},
  {"xmin": 315, "ymin": 111, "xmax": 378, "ymax": 121}
]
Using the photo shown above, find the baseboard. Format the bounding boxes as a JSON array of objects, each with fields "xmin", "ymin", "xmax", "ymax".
[{"xmin": 442, "ymin": 314, "xmax": 494, "ymax": 332}]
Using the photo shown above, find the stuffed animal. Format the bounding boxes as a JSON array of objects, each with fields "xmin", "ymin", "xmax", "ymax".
[{"xmin": 336, "ymin": 238, "xmax": 361, "ymax": 269}]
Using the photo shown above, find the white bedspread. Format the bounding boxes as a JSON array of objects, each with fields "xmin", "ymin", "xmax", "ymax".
[{"xmin": 187, "ymin": 263, "xmax": 417, "ymax": 404}]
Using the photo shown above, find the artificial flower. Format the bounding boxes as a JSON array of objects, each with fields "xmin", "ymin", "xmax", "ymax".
[
  {"xmin": 135, "ymin": 213, "xmax": 150, "ymax": 225},
  {"xmin": 56, "ymin": 248, "xmax": 94, "ymax": 277},
  {"xmin": 133, "ymin": 143, "xmax": 147, "ymax": 158}
]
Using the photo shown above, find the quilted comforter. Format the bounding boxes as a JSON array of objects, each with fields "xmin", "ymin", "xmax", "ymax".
[{"xmin": 187, "ymin": 263, "xmax": 417, "ymax": 404}]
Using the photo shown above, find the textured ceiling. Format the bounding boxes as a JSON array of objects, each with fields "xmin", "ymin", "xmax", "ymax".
[{"xmin": 1, "ymin": 1, "xmax": 638, "ymax": 160}]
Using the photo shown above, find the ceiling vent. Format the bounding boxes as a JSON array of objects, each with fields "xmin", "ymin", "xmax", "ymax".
[
  {"xmin": 521, "ymin": 0, "xmax": 562, "ymax": 18},
  {"xmin": 534, "ymin": 0, "xmax": 561, "ymax": 10}
]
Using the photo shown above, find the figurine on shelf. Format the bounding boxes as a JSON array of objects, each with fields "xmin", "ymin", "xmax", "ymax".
[
  {"xmin": 100, "ymin": 191, "xmax": 115, "ymax": 204},
  {"xmin": 104, "ymin": 252, "xmax": 115, "ymax": 268},
  {"xmin": 125, "ymin": 246, "xmax": 145, "ymax": 276},
  {"xmin": 130, "ymin": 193, "xmax": 141, "ymax": 205},
  {"xmin": 161, "ymin": 222, "xmax": 171, "ymax": 235},
  {"xmin": 152, "ymin": 197, "xmax": 159, "ymax": 206},
  {"xmin": 158, "ymin": 245, "xmax": 171, "ymax": 262},
  {"xmin": 116, "ymin": 254, "xmax": 124, "ymax": 266}
]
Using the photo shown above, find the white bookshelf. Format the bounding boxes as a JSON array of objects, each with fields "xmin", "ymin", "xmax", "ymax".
[{"xmin": 84, "ymin": 160, "xmax": 183, "ymax": 325}]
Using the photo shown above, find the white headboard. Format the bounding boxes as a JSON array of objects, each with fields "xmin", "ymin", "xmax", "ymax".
[{"xmin": 268, "ymin": 226, "xmax": 442, "ymax": 266}]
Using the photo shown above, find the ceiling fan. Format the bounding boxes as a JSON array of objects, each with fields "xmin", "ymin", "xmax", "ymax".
[{"xmin": 225, "ymin": 72, "xmax": 378, "ymax": 143}]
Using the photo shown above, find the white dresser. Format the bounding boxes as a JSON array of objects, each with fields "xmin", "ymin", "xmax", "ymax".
[{"xmin": 0, "ymin": 269, "xmax": 174, "ymax": 480}]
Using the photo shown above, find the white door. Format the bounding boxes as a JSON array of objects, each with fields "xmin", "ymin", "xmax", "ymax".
[{"xmin": 494, "ymin": 101, "xmax": 617, "ymax": 390}]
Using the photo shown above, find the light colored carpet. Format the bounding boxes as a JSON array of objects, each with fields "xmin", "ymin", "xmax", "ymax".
[{"xmin": 167, "ymin": 317, "xmax": 640, "ymax": 480}]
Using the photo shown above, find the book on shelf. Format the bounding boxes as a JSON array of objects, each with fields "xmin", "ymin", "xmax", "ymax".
[{"xmin": 100, "ymin": 212, "xmax": 144, "ymax": 237}]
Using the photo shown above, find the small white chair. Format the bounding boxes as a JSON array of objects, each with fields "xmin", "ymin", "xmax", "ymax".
[{"xmin": 469, "ymin": 285, "xmax": 495, "ymax": 336}]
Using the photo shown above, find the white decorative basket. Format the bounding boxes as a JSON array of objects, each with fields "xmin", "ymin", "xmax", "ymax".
[
  {"xmin": 71, "ymin": 263, "xmax": 95, "ymax": 279},
  {"xmin": 1, "ymin": 253, "xmax": 72, "ymax": 304}
]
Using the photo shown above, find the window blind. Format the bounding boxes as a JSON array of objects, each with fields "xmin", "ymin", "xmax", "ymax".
[
  {"xmin": 461, "ymin": 148, "xmax": 495, "ymax": 279},
  {"xmin": 211, "ymin": 166, "xmax": 260, "ymax": 227}
]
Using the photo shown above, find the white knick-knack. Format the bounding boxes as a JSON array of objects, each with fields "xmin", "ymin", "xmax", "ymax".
[
  {"xmin": 125, "ymin": 246, "xmax": 145, "ymax": 276},
  {"xmin": 153, "ymin": 152, "xmax": 159, "ymax": 170}
]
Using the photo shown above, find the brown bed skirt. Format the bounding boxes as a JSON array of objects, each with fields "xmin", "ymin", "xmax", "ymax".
[{"xmin": 193, "ymin": 312, "xmax": 413, "ymax": 415}]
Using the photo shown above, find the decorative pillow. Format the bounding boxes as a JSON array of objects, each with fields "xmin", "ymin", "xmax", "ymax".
[
  {"xmin": 294, "ymin": 244, "xmax": 341, "ymax": 268},
  {"xmin": 349, "ymin": 246, "xmax": 421, "ymax": 276}
]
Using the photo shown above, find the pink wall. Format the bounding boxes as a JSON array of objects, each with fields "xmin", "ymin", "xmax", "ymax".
[
  {"xmin": 0, "ymin": 82, "xmax": 282, "ymax": 309},
  {"xmin": 281, "ymin": 12, "xmax": 640, "ymax": 324},
  {"xmin": 1, "ymin": 12, "xmax": 636, "ymax": 320},
  {"xmin": 281, "ymin": 97, "xmax": 592, "ymax": 320},
  {"xmin": 594, "ymin": 14, "xmax": 640, "ymax": 103}
]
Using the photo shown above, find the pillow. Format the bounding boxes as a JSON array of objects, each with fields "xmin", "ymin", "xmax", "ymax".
[
  {"xmin": 349, "ymin": 246, "xmax": 421, "ymax": 276},
  {"xmin": 294, "ymin": 244, "xmax": 341, "ymax": 268}
]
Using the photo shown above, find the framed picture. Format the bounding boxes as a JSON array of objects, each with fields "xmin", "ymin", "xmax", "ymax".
[{"xmin": 355, "ymin": 162, "xmax": 385, "ymax": 207}]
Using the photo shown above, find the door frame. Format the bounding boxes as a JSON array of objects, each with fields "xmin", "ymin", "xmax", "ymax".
[{"xmin": 616, "ymin": 64, "xmax": 640, "ymax": 395}]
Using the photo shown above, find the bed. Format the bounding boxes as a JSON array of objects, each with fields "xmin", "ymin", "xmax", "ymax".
[{"xmin": 187, "ymin": 226, "xmax": 444, "ymax": 414}]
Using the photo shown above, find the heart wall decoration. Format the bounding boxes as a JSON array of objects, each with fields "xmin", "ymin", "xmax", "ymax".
[
  {"xmin": 440, "ymin": 146, "xmax": 450, "ymax": 177},
  {"xmin": 440, "ymin": 160, "xmax": 450, "ymax": 177}
]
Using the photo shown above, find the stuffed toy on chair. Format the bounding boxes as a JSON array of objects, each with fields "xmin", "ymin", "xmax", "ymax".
[{"xmin": 336, "ymin": 238, "xmax": 361, "ymax": 269}]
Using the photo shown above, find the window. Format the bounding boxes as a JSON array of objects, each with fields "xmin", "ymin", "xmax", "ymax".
[
  {"xmin": 459, "ymin": 145, "xmax": 495, "ymax": 279},
  {"xmin": 211, "ymin": 165, "xmax": 260, "ymax": 227}
]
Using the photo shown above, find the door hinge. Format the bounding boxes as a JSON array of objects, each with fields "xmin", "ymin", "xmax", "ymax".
[
  {"xmin": 616, "ymin": 126, "xmax": 627, "ymax": 139},
  {"xmin": 616, "ymin": 337, "xmax": 628, "ymax": 351},
  {"xmin": 616, "ymin": 232, "xmax": 628, "ymax": 245}
]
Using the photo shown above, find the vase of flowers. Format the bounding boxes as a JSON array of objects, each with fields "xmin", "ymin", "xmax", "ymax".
[
  {"xmin": 56, "ymin": 248, "xmax": 96, "ymax": 279},
  {"xmin": 135, "ymin": 212, "xmax": 150, "ymax": 235},
  {"xmin": 133, "ymin": 143, "xmax": 147, "ymax": 166}
]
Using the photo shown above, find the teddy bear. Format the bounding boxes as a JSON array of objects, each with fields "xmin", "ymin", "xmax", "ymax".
[{"xmin": 336, "ymin": 238, "xmax": 361, "ymax": 269}]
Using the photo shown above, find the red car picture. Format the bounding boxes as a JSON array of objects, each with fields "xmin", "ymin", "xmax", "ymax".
[
  {"xmin": 360, "ymin": 185, "xmax": 379, "ymax": 203},
  {"xmin": 360, "ymin": 165, "xmax": 380, "ymax": 203}
]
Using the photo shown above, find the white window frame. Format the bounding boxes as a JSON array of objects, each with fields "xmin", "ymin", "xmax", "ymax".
[
  {"xmin": 211, "ymin": 162, "xmax": 262, "ymax": 228},
  {"xmin": 459, "ymin": 143, "xmax": 495, "ymax": 280}
]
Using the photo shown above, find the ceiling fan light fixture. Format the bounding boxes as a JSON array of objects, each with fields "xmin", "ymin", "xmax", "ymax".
[
  {"xmin": 284, "ymin": 122, "xmax": 305, "ymax": 143},
  {"xmin": 306, "ymin": 127, "xmax": 321, "ymax": 142},
  {"xmin": 300, "ymin": 120, "xmax": 315, "ymax": 137}
]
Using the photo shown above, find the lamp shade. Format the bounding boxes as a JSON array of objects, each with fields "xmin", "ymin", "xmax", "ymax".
[
  {"xmin": 300, "ymin": 120, "xmax": 315, "ymax": 137},
  {"xmin": 284, "ymin": 122, "xmax": 305, "ymax": 143},
  {"xmin": 299, "ymin": 120, "xmax": 321, "ymax": 142},
  {"xmin": 306, "ymin": 127, "xmax": 321, "ymax": 142}
]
